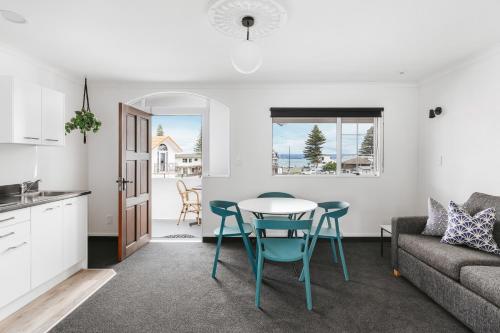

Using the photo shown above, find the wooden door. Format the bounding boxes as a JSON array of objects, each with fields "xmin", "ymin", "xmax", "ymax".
[{"xmin": 118, "ymin": 103, "xmax": 152, "ymax": 261}]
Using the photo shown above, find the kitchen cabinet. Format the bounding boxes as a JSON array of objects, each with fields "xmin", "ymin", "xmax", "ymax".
[
  {"xmin": 0, "ymin": 219, "xmax": 30, "ymax": 309},
  {"xmin": 63, "ymin": 196, "xmax": 87, "ymax": 268},
  {"xmin": 0, "ymin": 76, "xmax": 65, "ymax": 146},
  {"xmin": 42, "ymin": 87, "xmax": 65, "ymax": 145},
  {"xmin": 31, "ymin": 201, "xmax": 64, "ymax": 289}
]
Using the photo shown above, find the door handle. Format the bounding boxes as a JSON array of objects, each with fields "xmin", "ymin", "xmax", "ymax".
[
  {"xmin": 0, "ymin": 217, "xmax": 15, "ymax": 223},
  {"xmin": 116, "ymin": 177, "xmax": 133, "ymax": 191},
  {"xmin": 2, "ymin": 242, "xmax": 28, "ymax": 254},
  {"xmin": 0, "ymin": 232, "xmax": 15, "ymax": 239},
  {"xmin": 45, "ymin": 138, "xmax": 59, "ymax": 142},
  {"xmin": 44, "ymin": 206, "xmax": 59, "ymax": 212},
  {"xmin": 24, "ymin": 137, "xmax": 40, "ymax": 140}
]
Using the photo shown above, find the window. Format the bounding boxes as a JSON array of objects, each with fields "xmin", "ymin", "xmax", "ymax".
[
  {"xmin": 182, "ymin": 158, "xmax": 187, "ymax": 163},
  {"xmin": 271, "ymin": 108, "xmax": 383, "ymax": 176}
]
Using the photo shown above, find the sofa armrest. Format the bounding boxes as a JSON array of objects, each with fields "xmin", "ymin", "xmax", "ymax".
[{"xmin": 391, "ymin": 216, "xmax": 427, "ymax": 269}]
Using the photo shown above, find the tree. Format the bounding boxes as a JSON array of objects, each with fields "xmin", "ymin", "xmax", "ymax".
[
  {"xmin": 156, "ymin": 124, "xmax": 164, "ymax": 136},
  {"xmin": 322, "ymin": 161, "xmax": 336, "ymax": 172},
  {"xmin": 194, "ymin": 130, "xmax": 202, "ymax": 153},
  {"xmin": 359, "ymin": 126, "xmax": 374, "ymax": 156},
  {"xmin": 303, "ymin": 125, "xmax": 326, "ymax": 167}
]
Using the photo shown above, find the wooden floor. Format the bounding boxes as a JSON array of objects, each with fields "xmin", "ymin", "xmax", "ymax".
[{"xmin": 0, "ymin": 269, "xmax": 116, "ymax": 333}]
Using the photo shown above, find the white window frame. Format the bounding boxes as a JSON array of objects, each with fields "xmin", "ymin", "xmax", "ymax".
[{"xmin": 271, "ymin": 116, "xmax": 384, "ymax": 177}]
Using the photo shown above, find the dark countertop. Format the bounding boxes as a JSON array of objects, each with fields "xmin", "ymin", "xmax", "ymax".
[{"xmin": 0, "ymin": 191, "xmax": 91, "ymax": 214}]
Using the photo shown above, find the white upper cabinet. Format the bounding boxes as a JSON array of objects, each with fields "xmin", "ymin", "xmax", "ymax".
[
  {"xmin": 42, "ymin": 87, "xmax": 65, "ymax": 145},
  {"xmin": 0, "ymin": 76, "xmax": 65, "ymax": 146}
]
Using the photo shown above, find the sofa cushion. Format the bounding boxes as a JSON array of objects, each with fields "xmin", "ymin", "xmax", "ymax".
[
  {"xmin": 461, "ymin": 266, "xmax": 500, "ymax": 308},
  {"xmin": 442, "ymin": 201, "xmax": 500, "ymax": 255},
  {"xmin": 398, "ymin": 234, "xmax": 500, "ymax": 280},
  {"xmin": 464, "ymin": 192, "xmax": 500, "ymax": 244},
  {"xmin": 422, "ymin": 197, "xmax": 449, "ymax": 236}
]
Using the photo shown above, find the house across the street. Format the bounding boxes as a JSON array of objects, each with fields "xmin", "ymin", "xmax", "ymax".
[
  {"xmin": 152, "ymin": 135, "xmax": 182, "ymax": 176},
  {"xmin": 176, "ymin": 153, "xmax": 202, "ymax": 176}
]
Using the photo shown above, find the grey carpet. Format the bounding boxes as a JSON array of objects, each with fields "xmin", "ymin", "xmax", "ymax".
[{"xmin": 51, "ymin": 241, "xmax": 469, "ymax": 333}]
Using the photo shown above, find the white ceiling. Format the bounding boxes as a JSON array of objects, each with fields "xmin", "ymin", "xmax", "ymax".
[{"xmin": 1, "ymin": 0, "xmax": 500, "ymax": 83}]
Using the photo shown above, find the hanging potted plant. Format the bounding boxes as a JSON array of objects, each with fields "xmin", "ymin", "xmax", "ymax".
[{"xmin": 65, "ymin": 78, "xmax": 102, "ymax": 143}]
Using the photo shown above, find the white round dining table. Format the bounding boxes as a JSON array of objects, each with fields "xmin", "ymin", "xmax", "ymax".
[{"xmin": 238, "ymin": 197, "xmax": 317, "ymax": 215}]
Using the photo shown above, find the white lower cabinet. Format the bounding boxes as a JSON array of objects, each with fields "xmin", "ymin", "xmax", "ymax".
[
  {"xmin": 0, "ymin": 221, "xmax": 30, "ymax": 308},
  {"xmin": 63, "ymin": 196, "xmax": 87, "ymax": 268},
  {"xmin": 31, "ymin": 201, "xmax": 64, "ymax": 289},
  {"xmin": 0, "ymin": 195, "xmax": 88, "ymax": 316}
]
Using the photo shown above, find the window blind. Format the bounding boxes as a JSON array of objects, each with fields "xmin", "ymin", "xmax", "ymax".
[{"xmin": 270, "ymin": 107, "xmax": 384, "ymax": 118}]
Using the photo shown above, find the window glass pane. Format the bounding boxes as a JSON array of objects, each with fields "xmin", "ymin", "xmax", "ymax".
[
  {"xmin": 272, "ymin": 121, "xmax": 336, "ymax": 175},
  {"xmin": 341, "ymin": 119, "xmax": 376, "ymax": 175}
]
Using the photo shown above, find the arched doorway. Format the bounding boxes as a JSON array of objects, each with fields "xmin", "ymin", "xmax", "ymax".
[{"xmin": 119, "ymin": 91, "xmax": 229, "ymax": 251}]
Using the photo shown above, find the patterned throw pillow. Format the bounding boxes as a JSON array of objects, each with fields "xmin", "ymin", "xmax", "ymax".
[
  {"xmin": 441, "ymin": 201, "xmax": 500, "ymax": 255},
  {"xmin": 422, "ymin": 198, "xmax": 448, "ymax": 236}
]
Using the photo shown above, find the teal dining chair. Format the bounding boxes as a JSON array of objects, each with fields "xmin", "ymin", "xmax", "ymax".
[
  {"xmin": 301, "ymin": 201, "xmax": 350, "ymax": 281},
  {"xmin": 254, "ymin": 218, "xmax": 314, "ymax": 311},
  {"xmin": 257, "ymin": 192, "xmax": 298, "ymax": 237},
  {"xmin": 209, "ymin": 200, "xmax": 256, "ymax": 279}
]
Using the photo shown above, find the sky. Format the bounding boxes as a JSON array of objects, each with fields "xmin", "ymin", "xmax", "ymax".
[
  {"xmin": 152, "ymin": 115, "xmax": 201, "ymax": 153},
  {"xmin": 273, "ymin": 122, "xmax": 373, "ymax": 155}
]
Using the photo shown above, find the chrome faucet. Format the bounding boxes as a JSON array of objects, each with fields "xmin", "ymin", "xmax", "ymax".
[{"xmin": 21, "ymin": 179, "xmax": 42, "ymax": 194}]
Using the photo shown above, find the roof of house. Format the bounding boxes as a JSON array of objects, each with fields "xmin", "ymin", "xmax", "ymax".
[
  {"xmin": 152, "ymin": 136, "xmax": 182, "ymax": 152},
  {"xmin": 342, "ymin": 157, "xmax": 372, "ymax": 165}
]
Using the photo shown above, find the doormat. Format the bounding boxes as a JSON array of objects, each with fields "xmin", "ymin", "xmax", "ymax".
[{"xmin": 162, "ymin": 234, "xmax": 197, "ymax": 239}]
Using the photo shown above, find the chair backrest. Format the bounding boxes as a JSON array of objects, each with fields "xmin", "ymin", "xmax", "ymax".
[
  {"xmin": 254, "ymin": 218, "xmax": 312, "ymax": 231},
  {"xmin": 176, "ymin": 180, "xmax": 188, "ymax": 203},
  {"xmin": 317, "ymin": 201, "xmax": 349, "ymax": 229},
  {"xmin": 257, "ymin": 192, "xmax": 295, "ymax": 198},
  {"xmin": 209, "ymin": 200, "xmax": 240, "ymax": 217},
  {"xmin": 255, "ymin": 218, "xmax": 313, "ymax": 255}
]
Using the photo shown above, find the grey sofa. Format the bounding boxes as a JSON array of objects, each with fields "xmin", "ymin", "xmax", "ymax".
[{"xmin": 392, "ymin": 192, "xmax": 500, "ymax": 333}]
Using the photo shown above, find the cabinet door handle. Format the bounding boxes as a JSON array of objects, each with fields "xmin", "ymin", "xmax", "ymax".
[
  {"xmin": 65, "ymin": 203, "xmax": 73, "ymax": 206},
  {"xmin": 0, "ymin": 217, "xmax": 15, "ymax": 223},
  {"xmin": 45, "ymin": 139, "xmax": 59, "ymax": 142},
  {"xmin": 24, "ymin": 137, "xmax": 40, "ymax": 140},
  {"xmin": 44, "ymin": 206, "xmax": 58, "ymax": 212},
  {"xmin": 2, "ymin": 242, "xmax": 27, "ymax": 254},
  {"xmin": 0, "ymin": 231, "xmax": 15, "ymax": 239}
]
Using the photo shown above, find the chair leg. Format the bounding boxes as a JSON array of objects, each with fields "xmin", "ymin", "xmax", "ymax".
[
  {"xmin": 177, "ymin": 206, "xmax": 185, "ymax": 225},
  {"xmin": 299, "ymin": 234, "xmax": 320, "ymax": 282},
  {"xmin": 182, "ymin": 206, "xmax": 188, "ymax": 221},
  {"xmin": 303, "ymin": 254, "xmax": 312, "ymax": 311},
  {"xmin": 329, "ymin": 238, "xmax": 338, "ymax": 263},
  {"xmin": 336, "ymin": 235, "xmax": 349, "ymax": 281},
  {"xmin": 211, "ymin": 234, "xmax": 223, "ymax": 279},
  {"xmin": 255, "ymin": 251, "xmax": 264, "ymax": 308}
]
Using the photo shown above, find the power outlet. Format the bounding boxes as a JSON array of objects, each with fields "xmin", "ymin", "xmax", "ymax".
[{"xmin": 105, "ymin": 215, "xmax": 113, "ymax": 225}]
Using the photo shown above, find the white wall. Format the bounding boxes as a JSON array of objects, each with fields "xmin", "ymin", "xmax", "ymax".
[
  {"xmin": 417, "ymin": 49, "xmax": 500, "ymax": 210},
  {"xmin": 0, "ymin": 44, "xmax": 87, "ymax": 191},
  {"xmin": 89, "ymin": 82, "xmax": 419, "ymax": 237}
]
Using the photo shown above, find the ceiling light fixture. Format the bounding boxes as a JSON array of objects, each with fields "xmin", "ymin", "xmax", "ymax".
[
  {"xmin": 0, "ymin": 10, "xmax": 27, "ymax": 24},
  {"xmin": 208, "ymin": 0, "xmax": 287, "ymax": 75},
  {"xmin": 231, "ymin": 16, "xmax": 262, "ymax": 74}
]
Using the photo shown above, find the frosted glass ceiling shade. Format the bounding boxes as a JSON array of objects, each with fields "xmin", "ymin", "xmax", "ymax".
[{"xmin": 231, "ymin": 40, "xmax": 263, "ymax": 74}]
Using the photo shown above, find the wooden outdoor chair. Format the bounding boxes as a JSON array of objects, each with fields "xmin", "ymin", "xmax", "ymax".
[{"xmin": 176, "ymin": 180, "xmax": 201, "ymax": 225}]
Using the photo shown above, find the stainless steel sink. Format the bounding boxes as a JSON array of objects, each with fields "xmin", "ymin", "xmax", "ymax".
[{"xmin": 16, "ymin": 191, "xmax": 71, "ymax": 198}]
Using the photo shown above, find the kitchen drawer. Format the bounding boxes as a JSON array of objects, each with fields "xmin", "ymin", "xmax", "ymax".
[
  {"xmin": 0, "ymin": 235, "xmax": 30, "ymax": 308},
  {"xmin": 0, "ymin": 220, "xmax": 29, "ymax": 252},
  {"xmin": 0, "ymin": 208, "xmax": 30, "ymax": 227}
]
